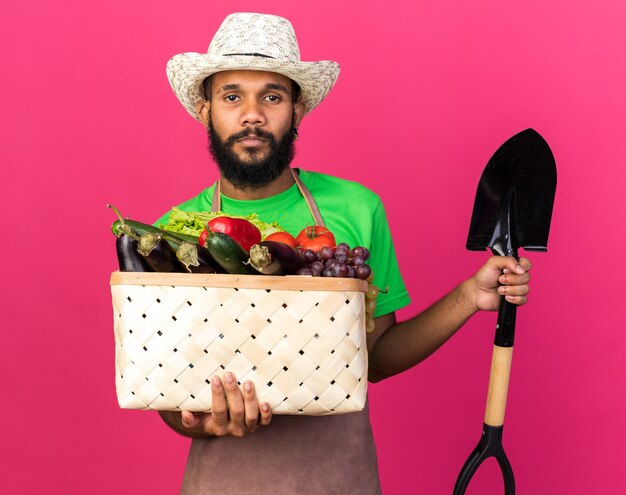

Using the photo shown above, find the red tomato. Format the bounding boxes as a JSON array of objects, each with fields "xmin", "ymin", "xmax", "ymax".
[
  {"xmin": 264, "ymin": 231, "xmax": 298, "ymax": 248},
  {"xmin": 295, "ymin": 226, "xmax": 336, "ymax": 252}
]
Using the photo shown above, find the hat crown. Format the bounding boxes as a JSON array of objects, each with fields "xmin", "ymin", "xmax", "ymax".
[{"xmin": 207, "ymin": 13, "xmax": 301, "ymax": 61}]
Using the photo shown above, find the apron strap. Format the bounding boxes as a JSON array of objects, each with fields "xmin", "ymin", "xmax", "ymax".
[{"xmin": 211, "ymin": 169, "xmax": 325, "ymax": 226}]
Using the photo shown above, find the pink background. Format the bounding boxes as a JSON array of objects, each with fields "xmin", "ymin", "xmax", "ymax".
[{"xmin": 2, "ymin": 1, "xmax": 624, "ymax": 493}]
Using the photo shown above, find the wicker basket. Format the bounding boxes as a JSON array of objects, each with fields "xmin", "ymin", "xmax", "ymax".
[{"xmin": 111, "ymin": 272, "xmax": 369, "ymax": 415}]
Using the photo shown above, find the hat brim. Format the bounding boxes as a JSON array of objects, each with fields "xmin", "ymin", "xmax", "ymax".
[{"xmin": 166, "ymin": 53, "xmax": 340, "ymax": 121}]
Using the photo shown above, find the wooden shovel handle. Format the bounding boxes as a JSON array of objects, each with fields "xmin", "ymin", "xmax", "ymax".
[{"xmin": 484, "ymin": 345, "xmax": 514, "ymax": 426}]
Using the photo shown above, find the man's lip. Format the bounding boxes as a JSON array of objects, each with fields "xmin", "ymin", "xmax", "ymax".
[
  {"xmin": 237, "ymin": 136, "xmax": 267, "ymax": 146},
  {"xmin": 238, "ymin": 135, "xmax": 265, "ymax": 142}
]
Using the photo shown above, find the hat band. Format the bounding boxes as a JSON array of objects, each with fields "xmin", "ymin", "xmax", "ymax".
[{"xmin": 223, "ymin": 52, "xmax": 276, "ymax": 58}]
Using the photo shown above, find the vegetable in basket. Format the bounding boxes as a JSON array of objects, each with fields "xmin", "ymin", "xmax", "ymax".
[
  {"xmin": 108, "ymin": 204, "xmax": 151, "ymax": 272},
  {"xmin": 137, "ymin": 232, "xmax": 186, "ymax": 273},
  {"xmin": 249, "ymin": 241, "xmax": 304, "ymax": 275},
  {"xmin": 162, "ymin": 208, "xmax": 284, "ymax": 240},
  {"xmin": 199, "ymin": 216, "xmax": 261, "ymax": 252},
  {"xmin": 111, "ymin": 217, "xmax": 199, "ymax": 250},
  {"xmin": 203, "ymin": 231, "xmax": 260, "ymax": 275},
  {"xmin": 295, "ymin": 226, "xmax": 336, "ymax": 252},
  {"xmin": 176, "ymin": 242, "xmax": 222, "ymax": 274}
]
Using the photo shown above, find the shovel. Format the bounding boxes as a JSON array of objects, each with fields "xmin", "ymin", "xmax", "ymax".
[{"xmin": 453, "ymin": 128, "xmax": 557, "ymax": 494}]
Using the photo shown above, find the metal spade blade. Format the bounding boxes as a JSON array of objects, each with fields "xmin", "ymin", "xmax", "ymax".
[{"xmin": 466, "ymin": 128, "xmax": 557, "ymax": 256}]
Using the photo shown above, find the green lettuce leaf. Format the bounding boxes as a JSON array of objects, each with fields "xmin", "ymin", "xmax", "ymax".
[{"xmin": 160, "ymin": 208, "xmax": 286, "ymax": 239}]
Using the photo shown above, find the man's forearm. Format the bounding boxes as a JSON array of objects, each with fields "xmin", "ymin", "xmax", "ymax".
[
  {"xmin": 158, "ymin": 411, "xmax": 211, "ymax": 439},
  {"xmin": 369, "ymin": 280, "xmax": 478, "ymax": 381}
]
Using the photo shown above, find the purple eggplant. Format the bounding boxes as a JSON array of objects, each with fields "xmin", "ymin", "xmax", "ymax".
[
  {"xmin": 176, "ymin": 242, "xmax": 223, "ymax": 274},
  {"xmin": 138, "ymin": 232, "xmax": 185, "ymax": 273},
  {"xmin": 109, "ymin": 204, "xmax": 151, "ymax": 272},
  {"xmin": 116, "ymin": 234, "xmax": 152, "ymax": 272},
  {"xmin": 249, "ymin": 241, "xmax": 304, "ymax": 275}
]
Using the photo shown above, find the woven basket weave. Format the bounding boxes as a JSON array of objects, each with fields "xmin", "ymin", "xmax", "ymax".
[{"xmin": 111, "ymin": 272, "xmax": 368, "ymax": 415}]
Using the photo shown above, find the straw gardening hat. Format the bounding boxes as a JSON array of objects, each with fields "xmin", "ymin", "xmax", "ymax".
[{"xmin": 166, "ymin": 13, "xmax": 341, "ymax": 122}]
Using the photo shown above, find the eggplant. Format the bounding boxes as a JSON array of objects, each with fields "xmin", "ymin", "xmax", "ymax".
[
  {"xmin": 249, "ymin": 241, "xmax": 304, "ymax": 275},
  {"xmin": 137, "ymin": 232, "xmax": 185, "ymax": 273},
  {"xmin": 116, "ymin": 234, "xmax": 152, "ymax": 272},
  {"xmin": 176, "ymin": 242, "xmax": 223, "ymax": 274}
]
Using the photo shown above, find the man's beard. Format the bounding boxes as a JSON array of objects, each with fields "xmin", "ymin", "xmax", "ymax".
[{"xmin": 208, "ymin": 120, "xmax": 297, "ymax": 190}]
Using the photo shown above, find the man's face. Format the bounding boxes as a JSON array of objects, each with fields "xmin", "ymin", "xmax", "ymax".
[{"xmin": 201, "ymin": 70, "xmax": 305, "ymax": 190}]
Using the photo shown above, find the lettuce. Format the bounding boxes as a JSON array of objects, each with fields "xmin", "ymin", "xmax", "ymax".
[{"xmin": 160, "ymin": 208, "xmax": 286, "ymax": 239}]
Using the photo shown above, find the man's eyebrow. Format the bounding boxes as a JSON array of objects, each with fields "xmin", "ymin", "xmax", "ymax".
[
  {"xmin": 264, "ymin": 82, "xmax": 290, "ymax": 93},
  {"xmin": 218, "ymin": 84, "xmax": 240, "ymax": 93},
  {"xmin": 216, "ymin": 82, "xmax": 290, "ymax": 94}
]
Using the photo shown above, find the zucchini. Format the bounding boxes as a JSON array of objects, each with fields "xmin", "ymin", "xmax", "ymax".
[
  {"xmin": 204, "ymin": 232, "xmax": 259, "ymax": 275},
  {"xmin": 111, "ymin": 219, "xmax": 199, "ymax": 249}
]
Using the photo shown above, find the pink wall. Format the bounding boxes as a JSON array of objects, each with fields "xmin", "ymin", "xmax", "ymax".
[{"xmin": 2, "ymin": 1, "xmax": 624, "ymax": 493}]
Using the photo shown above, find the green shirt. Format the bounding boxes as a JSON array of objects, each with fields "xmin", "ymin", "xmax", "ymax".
[{"xmin": 156, "ymin": 169, "xmax": 410, "ymax": 317}]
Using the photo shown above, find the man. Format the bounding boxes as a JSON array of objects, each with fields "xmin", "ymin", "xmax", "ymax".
[{"xmin": 156, "ymin": 13, "xmax": 531, "ymax": 494}]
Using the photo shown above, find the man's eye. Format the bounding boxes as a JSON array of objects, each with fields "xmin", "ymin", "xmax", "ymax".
[
  {"xmin": 265, "ymin": 95, "xmax": 280, "ymax": 102},
  {"xmin": 224, "ymin": 95, "xmax": 239, "ymax": 102}
]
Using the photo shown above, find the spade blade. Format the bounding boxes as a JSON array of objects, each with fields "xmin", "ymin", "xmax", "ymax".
[{"xmin": 467, "ymin": 129, "xmax": 557, "ymax": 255}]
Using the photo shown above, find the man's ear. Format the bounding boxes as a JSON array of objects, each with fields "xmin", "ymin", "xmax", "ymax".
[
  {"xmin": 195, "ymin": 100, "xmax": 211, "ymax": 127},
  {"xmin": 292, "ymin": 100, "xmax": 306, "ymax": 129}
]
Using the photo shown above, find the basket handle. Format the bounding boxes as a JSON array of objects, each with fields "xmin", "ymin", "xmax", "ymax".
[{"xmin": 211, "ymin": 168, "xmax": 326, "ymax": 227}]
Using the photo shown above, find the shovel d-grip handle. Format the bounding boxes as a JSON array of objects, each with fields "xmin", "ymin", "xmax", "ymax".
[{"xmin": 454, "ymin": 249, "xmax": 518, "ymax": 494}]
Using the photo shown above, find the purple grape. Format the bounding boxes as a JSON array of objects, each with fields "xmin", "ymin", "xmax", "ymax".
[
  {"xmin": 319, "ymin": 246, "xmax": 334, "ymax": 261},
  {"xmin": 337, "ymin": 243, "xmax": 350, "ymax": 251},
  {"xmin": 335, "ymin": 246, "xmax": 349, "ymax": 257},
  {"xmin": 303, "ymin": 249, "xmax": 317, "ymax": 263},
  {"xmin": 333, "ymin": 263, "xmax": 349, "ymax": 278},
  {"xmin": 351, "ymin": 256, "xmax": 365, "ymax": 266},
  {"xmin": 325, "ymin": 258, "xmax": 338, "ymax": 269},
  {"xmin": 335, "ymin": 253, "xmax": 348, "ymax": 264},
  {"xmin": 355, "ymin": 264, "xmax": 372, "ymax": 280},
  {"xmin": 311, "ymin": 261, "xmax": 325, "ymax": 273},
  {"xmin": 351, "ymin": 246, "xmax": 370, "ymax": 261},
  {"xmin": 297, "ymin": 268, "xmax": 315, "ymax": 276},
  {"xmin": 323, "ymin": 269, "xmax": 334, "ymax": 277},
  {"xmin": 347, "ymin": 265, "xmax": 356, "ymax": 278}
]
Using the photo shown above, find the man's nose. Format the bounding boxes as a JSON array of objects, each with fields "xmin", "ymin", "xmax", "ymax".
[{"xmin": 240, "ymin": 99, "xmax": 266, "ymax": 126}]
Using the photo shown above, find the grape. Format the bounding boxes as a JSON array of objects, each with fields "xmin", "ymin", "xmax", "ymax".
[
  {"xmin": 297, "ymin": 268, "xmax": 315, "ymax": 276},
  {"xmin": 303, "ymin": 249, "xmax": 317, "ymax": 263},
  {"xmin": 319, "ymin": 246, "xmax": 334, "ymax": 261},
  {"xmin": 365, "ymin": 317, "xmax": 376, "ymax": 333},
  {"xmin": 365, "ymin": 298, "xmax": 377, "ymax": 314},
  {"xmin": 337, "ymin": 243, "xmax": 350, "ymax": 251},
  {"xmin": 311, "ymin": 261, "xmax": 325, "ymax": 273},
  {"xmin": 325, "ymin": 258, "xmax": 338, "ymax": 269},
  {"xmin": 332, "ymin": 263, "xmax": 349, "ymax": 278},
  {"xmin": 352, "ymin": 246, "xmax": 369, "ymax": 261},
  {"xmin": 351, "ymin": 256, "xmax": 365, "ymax": 266},
  {"xmin": 335, "ymin": 246, "xmax": 349, "ymax": 257},
  {"xmin": 323, "ymin": 269, "xmax": 334, "ymax": 277},
  {"xmin": 355, "ymin": 264, "xmax": 372, "ymax": 280},
  {"xmin": 335, "ymin": 252, "xmax": 348, "ymax": 264},
  {"xmin": 347, "ymin": 265, "xmax": 356, "ymax": 278},
  {"xmin": 365, "ymin": 284, "xmax": 380, "ymax": 300}
]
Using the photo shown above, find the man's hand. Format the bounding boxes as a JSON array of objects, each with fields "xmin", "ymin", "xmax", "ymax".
[
  {"xmin": 159, "ymin": 372, "xmax": 272, "ymax": 438},
  {"xmin": 466, "ymin": 256, "xmax": 532, "ymax": 312}
]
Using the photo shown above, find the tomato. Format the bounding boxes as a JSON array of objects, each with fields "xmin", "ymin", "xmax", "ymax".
[
  {"xmin": 295, "ymin": 226, "xmax": 336, "ymax": 252},
  {"xmin": 264, "ymin": 231, "xmax": 298, "ymax": 248}
]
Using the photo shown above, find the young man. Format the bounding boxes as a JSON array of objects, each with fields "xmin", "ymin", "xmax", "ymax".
[{"xmin": 157, "ymin": 13, "xmax": 531, "ymax": 493}]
